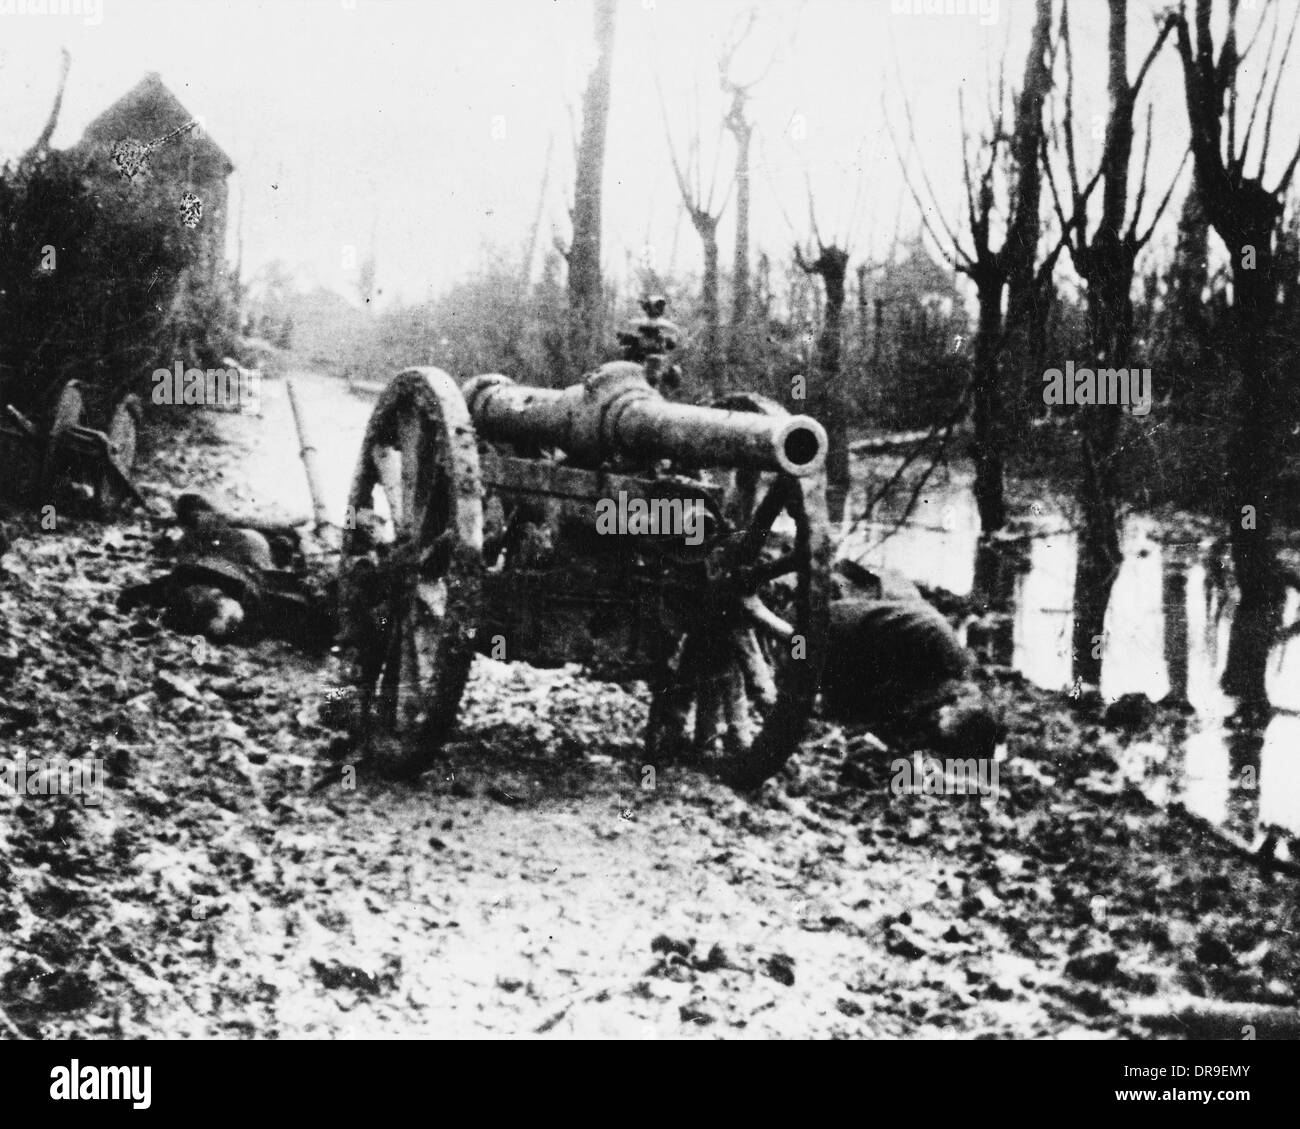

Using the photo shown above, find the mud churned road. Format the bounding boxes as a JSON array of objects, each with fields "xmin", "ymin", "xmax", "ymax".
[{"xmin": 1, "ymin": 372, "xmax": 1296, "ymax": 1040}]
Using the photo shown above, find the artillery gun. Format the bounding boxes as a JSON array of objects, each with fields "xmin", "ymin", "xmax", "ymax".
[
  {"xmin": 0, "ymin": 369, "xmax": 143, "ymax": 517},
  {"xmin": 336, "ymin": 299, "xmax": 831, "ymax": 788}
]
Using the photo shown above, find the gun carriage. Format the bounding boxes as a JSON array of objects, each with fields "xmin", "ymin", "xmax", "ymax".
[
  {"xmin": 336, "ymin": 300, "xmax": 832, "ymax": 788},
  {"xmin": 0, "ymin": 367, "xmax": 143, "ymax": 516}
]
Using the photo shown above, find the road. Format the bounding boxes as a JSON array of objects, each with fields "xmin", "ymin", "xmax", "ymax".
[{"xmin": 5, "ymin": 370, "xmax": 1294, "ymax": 1039}]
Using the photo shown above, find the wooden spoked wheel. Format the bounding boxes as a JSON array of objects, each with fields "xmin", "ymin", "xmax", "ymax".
[
  {"xmin": 337, "ymin": 368, "xmax": 484, "ymax": 777},
  {"xmin": 95, "ymin": 392, "xmax": 142, "ymax": 515},
  {"xmin": 37, "ymin": 379, "xmax": 85, "ymax": 504},
  {"xmin": 105, "ymin": 393, "xmax": 140, "ymax": 474},
  {"xmin": 645, "ymin": 394, "xmax": 831, "ymax": 790}
]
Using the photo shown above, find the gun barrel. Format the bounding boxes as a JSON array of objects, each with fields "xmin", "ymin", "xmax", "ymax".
[
  {"xmin": 463, "ymin": 363, "xmax": 826, "ymax": 477},
  {"xmin": 285, "ymin": 378, "xmax": 331, "ymax": 529}
]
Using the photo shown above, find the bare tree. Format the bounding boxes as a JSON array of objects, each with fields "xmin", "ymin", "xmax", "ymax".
[
  {"xmin": 1168, "ymin": 172, "xmax": 1213, "ymax": 403},
  {"xmin": 890, "ymin": 0, "xmax": 1056, "ymax": 539},
  {"xmin": 657, "ymin": 75, "xmax": 733, "ymax": 393},
  {"xmin": 719, "ymin": 8, "xmax": 778, "ymax": 332},
  {"xmin": 1171, "ymin": 0, "xmax": 1300, "ymax": 708},
  {"xmin": 794, "ymin": 199, "xmax": 851, "ymax": 503},
  {"xmin": 1002, "ymin": 4, "xmax": 1058, "ymax": 447},
  {"xmin": 22, "ymin": 48, "xmax": 72, "ymax": 166},
  {"xmin": 565, "ymin": 0, "xmax": 618, "ymax": 376},
  {"xmin": 1047, "ymin": 0, "xmax": 1180, "ymax": 686}
]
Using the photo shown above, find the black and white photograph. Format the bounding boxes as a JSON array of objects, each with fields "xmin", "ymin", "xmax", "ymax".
[{"xmin": 1, "ymin": 0, "xmax": 1298, "ymax": 1081}]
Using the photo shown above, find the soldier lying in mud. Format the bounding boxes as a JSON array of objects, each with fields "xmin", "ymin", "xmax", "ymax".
[
  {"xmin": 824, "ymin": 559, "xmax": 1003, "ymax": 759},
  {"xmin": 119, "ymin": 493, "xmax": 334, "ymax": 650}
]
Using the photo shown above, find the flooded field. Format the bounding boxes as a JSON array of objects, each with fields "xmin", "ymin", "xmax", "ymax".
[{"xmin": 846, "ymin": 457, "xmax": 1300, "ymax": 845}]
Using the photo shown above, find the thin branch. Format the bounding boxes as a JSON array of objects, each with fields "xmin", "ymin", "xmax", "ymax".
[
  {"xmin": 719, "ymin": 6, "xmax": 779, "ymax": 95},
  {"xmin": 849, "ymin": 379, "xmax": 973, "ymax": 542},
  {"xmin": 1132, "ymin": 13, "xmax": 1177, "ymax": 98},
  {"xmin": 1131, "ymin": 103, "xmax": 1156, "ymax": 234},
  {"xmin": 1060, "ymin": 0, "xmax": 1084, "ymax": 212},
  {"xmin": 715, "ymin": 173, "xmax": 737, "ymax": 224},
  {"xmin": 654, "ymin": 70, "xmax": 698, "ymax": 216},
  {"xmin": 959, "ymin": 88, "xmax": 983, "ymax": 241},
  {"xmin": 692, "ymin": 71, "xmax": 703, "ymax": 204},
  {"xmin": 705, "ymin": 116, "xmax": 729, "ymax": 213},
  {"xmin": 1237, "ymin": 0, "xmax": 1274, "ymax": 65},
  {"xmin": 1238, "ymin": 1, "xmax": 1281, "ymax": 165},
  {"xmin": 1227, "ymin": 44, "xmax": 1238, "ymax": 165},
  {"xmin": 1273, "ymin": 135, "xmax": 1300, "ymax": 198},
  {"xmin": 23, "ymin": 48, "xmax": 71, "ymax": 163},
  {"xmin": 1136, "ymin": 146, "xmax": 1192, "ymax": 248},
  {"xmin": 882, "ymin": 96, "xmax": 971, "ymax": 266},
  {"xmin": 804, "ymin": 170, "xmax": 822, "ymax": 249},
  {"xmin": 1040, "ymin": 134, "xmax": 1076, "ymax": 253},
  {"xmin": 1259, "ymin": 0, "xmax": 1300, "ymax": 177},
  {"xmin": 892, "ymin": 83, "xmax": 969, "ymax": 253},
  {"xmin": 761, "ymin": 135, "xmax": 802, "ymax": 243},
  {"xmin": 843, "ymin": 155, "xmax": 866, "ymax": 250}
]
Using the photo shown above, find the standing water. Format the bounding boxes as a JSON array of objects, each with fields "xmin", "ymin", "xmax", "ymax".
[{"xmin": 843, "ymin": 462, "xmax": 1300, "ymax": 847}]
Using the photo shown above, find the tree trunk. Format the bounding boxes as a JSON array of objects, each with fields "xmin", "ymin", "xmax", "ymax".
[
  {"xmin": 1170, "ymin": 1, "xmax": 1291, "ymax": 710},
  {"xmin": 698, "ymin": 217, "xmax": 721, "ymax": 393},
  {"xmin": 1001, "ymin": 0, "xmax": 1053, "ymax": 445},
  {"xmin": 730, "ymin": 120, "xmax": 752, "ymax": 329},
  {"xmin": 972, "ymin": 275, "xmax": 1006, "ymax": 533},
  {"xmin": 1168, "ymin": 174, "xmax": 1211, "ymax": 412},
  {"xmin": 821, "ymin": 272, "xmax": 848, "ymax": 498},
  {"xmin": 567, "ymin": 0, "xmax": 617, "ymax": 376},
  {"xmin": 1072, "ymin": 245, "xmax": 1132, "ymax": 687},
  {"xmin": 1221, "ymin": 231, "xmax": 1284, "ymax": 705},
  {"xmin": 1071, "ymin": 402, "xmax": 1122, "ymax": 685},
  {"xmin": 802, "ymin": 248, "xmax": 850, "ymax": 508},
  {"xmin": 1070, "ymin": 0, "xmax": 1140, "ymax": 687},
  {"xmin": 1161, "ymin": 549, "xmax": 1190, "ymax": 707}
]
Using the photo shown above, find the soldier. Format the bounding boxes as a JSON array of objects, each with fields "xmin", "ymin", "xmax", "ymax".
[
  {"xmin": 824, "ymin": 560, "xmax": 1003, "ymax": 757},
  {"xmin": 120, "ymin": 493, "xmax": 274, "ymax": 640},
  {"xmin": 616, "ymin": 295, "xmax": 682, "ymax": 390}
]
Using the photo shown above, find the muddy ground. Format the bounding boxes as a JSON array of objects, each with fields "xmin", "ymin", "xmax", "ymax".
[{"xmin": 1, "ymin": 381, "xmax": 1297, "ymax": 1040}]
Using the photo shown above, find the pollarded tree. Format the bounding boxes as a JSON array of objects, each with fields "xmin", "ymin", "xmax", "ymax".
[
  {"xmin": 719, "ymin": 7, "xmax": 778, "ymax": 332},
  {"xmin": 892, "ymin": 0, "xmax": 1056, "ymax": 537},
  {"xmin": 657, "ymin": 75, "xmax": 733, "ymax": 394},
  {"xmin": 793, "ymin": 201, "xmax": 851, "ymax": 505},
  {"xmin": 1171, "ymin": 0, "xmax": 1300, "ymax": 708},
  {"xmin": 1046, "ymin": 0, "xmax": 1182, "ymax": 686}
]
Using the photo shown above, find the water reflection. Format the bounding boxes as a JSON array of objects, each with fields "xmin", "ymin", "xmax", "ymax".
[
  {"xmin": 846, "ymin": 469, "xmax": 1300, "ymax": 841},
  {"xmin": 1161, "ymin": 549, "xmax": 1190, "ymax": 708}
]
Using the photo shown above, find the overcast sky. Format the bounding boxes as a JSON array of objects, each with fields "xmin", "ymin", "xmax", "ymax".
[{"xmin": 3, "ymin": 0, "xmax": 1298, "ymax": 309}]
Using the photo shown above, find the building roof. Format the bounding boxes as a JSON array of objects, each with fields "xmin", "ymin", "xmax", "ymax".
[
  {"xmin": 75, "ymin": 72, "xmax": 233, "ymax": 177},
  {"xmin": 890, "ymin": 233, "xmax": 957, "ymax": 293},
  {"xmin": 873, "ymin": 231, "xmax": 959, "ymax": 305}
]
